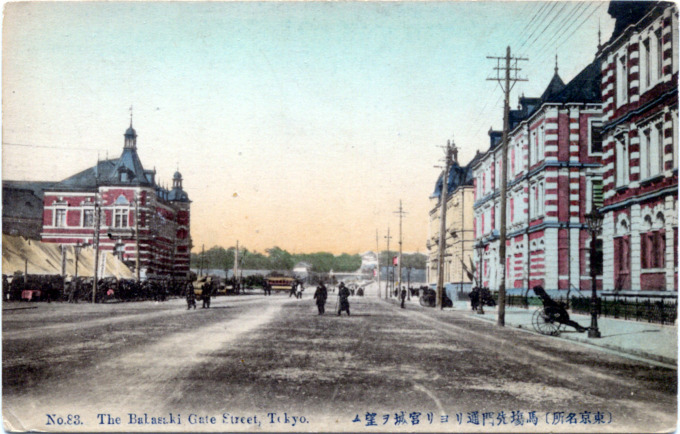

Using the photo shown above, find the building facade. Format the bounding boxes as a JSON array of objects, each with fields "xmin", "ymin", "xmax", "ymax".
[
  {"xmin": 599, "ymin": 1, "xmax": 678, "ymax": 292},
  {"xmin": 2, "ymin": 181, "xmax": 55, "ymax": 240},
  {"xmin": 426, "ymin": 150, "xmax": 477, "ymax": 291},
  {"xmin": 472, "ymin": 60, "xmax": 604, "ymax": 292},
  {"xmin": 40, "ymin": 123, "xmax": 192, "ymax": 281}
]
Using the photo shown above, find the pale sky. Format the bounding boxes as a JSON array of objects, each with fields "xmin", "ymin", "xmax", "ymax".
[{"xmin": 2, "ymin": 1, "xmax": 615, "ymax": 254}]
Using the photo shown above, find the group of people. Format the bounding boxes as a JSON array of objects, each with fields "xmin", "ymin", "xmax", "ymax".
[
  {"xmin": 289, "ymin": 280, "xmax": 305, "ymax": 299},
  {"xmin": 312, "ymin": 281, "xmax": 351, "ymax": 316},
  {"xmin": 184, "ymin": 278, "xmax": 215, "ymax": 310}
]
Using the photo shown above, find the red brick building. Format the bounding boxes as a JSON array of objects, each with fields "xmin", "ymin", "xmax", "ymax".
[
  {"xmin": 472, "ymin": 58, "xmax": 604, "ymax": 292},
  {"xmin": 40, "ymin": 123, "xmax": 191, "ymax": 281},
  {"xmin": 599, "ymin": 1, "xmax": 678, "ymax": 292}
]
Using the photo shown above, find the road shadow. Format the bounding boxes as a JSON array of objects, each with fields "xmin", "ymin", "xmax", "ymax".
[
  {"xmin": 334, "ymin": 313, "xmax": 372, "ymax": 317},
  {"xmin": 599, "ymin": 329, "xmax": 662, "ymax": 338}
]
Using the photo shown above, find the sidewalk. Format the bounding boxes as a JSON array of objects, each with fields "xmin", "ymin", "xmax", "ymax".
[
  {"xmin": 452, "ymin": 300, "xmax": 678, "ymax": 367},
  {"xmin": 383, "ymin": 292, "xmax": 678, "ymax": 368}
]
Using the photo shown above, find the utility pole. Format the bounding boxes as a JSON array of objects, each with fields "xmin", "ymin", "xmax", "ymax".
[
  {"xmin": 376, "ymin": 230, "xmax": 381, "ymax": 299},
  {"xmin": 436, "ymin": 141, "xmax": 454, "ymax": 309},
  {"xmin": 487, "ymin": 46, "xmax": 528, "ymax": 326},
  {"xmin": 92, "ymin": 196, "xmax": 101, "ymax": 303},
  {"xmin": 135, "ymin": 194, "xmax": 141, "ymax": 282},
  {"xmin": 394, "ymin": 201, "xmax": 408, "ymax": 299},
  {"xmin": 384, "ymin": 228, "xmax": 392, "ymax": 299},
  {"xmin": 234, "ymin": 240, "xmax": 239, "ymax": 285},
  {"xmin": 200, "ymin": 244, "xmax": 205, "ymax": 277}
]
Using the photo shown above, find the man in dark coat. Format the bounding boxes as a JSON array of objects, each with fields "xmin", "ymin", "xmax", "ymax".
[
  {"xmin": 289, "ymin": 281, "xmax": 296, "ymax": 298},
  {"xmin": 313, "ymin": 282, "xmax": 328, "ymax": 315},
  {"xmin": 337, "ymin": 282, "xmax": 350, "ymax": 316},
  {"xmin": 186, "ymin": 282, "xmax": 196, "ymax": 310},
  {"xmin": 202, "ymin": 278, "xmax": 213, "ymax": 308},
  {"xmin": 400, "ymin": 286, "xmax": 407, "ymax": 308}
]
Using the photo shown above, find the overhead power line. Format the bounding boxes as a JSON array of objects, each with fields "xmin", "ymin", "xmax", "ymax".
[{"xmin": 3, "ymin": 142, "xmax": 104, "ymax": 153}]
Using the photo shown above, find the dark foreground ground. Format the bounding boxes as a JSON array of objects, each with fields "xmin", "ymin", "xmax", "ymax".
[{"xmin": 2, "ymin": 290, "xmax": 677, "ymax": 432}]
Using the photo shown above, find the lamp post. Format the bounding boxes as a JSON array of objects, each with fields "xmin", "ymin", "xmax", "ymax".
[
  {"xmin": 475, "ymin": 241, "xmax": 485, "ymax": 314},
  {"xmin": 585, "ymin": 209, "xmax": 603, "ymax": 338}
]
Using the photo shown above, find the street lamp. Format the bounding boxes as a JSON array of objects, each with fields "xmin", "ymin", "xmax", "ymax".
[{"xmin": 585, "ymin": 209, "xmax": 603, "ymax": 338}]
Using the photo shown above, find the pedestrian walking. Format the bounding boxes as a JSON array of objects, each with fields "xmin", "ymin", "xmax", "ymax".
[
  {"xmin": 296, "ymin": 282, "xmax": 304, "ymax": 299},
  {"xmin": 186, "ymin": 282, "xmax": 197, "ymax": 310},
  {"xmin": 263, "ymin": 281, "xmax": 271, "ymax": 296},
  {"xmin": 314, "ymin": 282, "xmax": 328, "ymax": 314},
  {"xmin": 66, "ymin": 276, "xmax": 78, "ymax": 303},
  {"xmin": 202, "ymin": 278, "xmax": 212, "ymax": 309},
  {"xmin": 337, "ymin": 282, "xmax": 350, "ymax": 316},
  {"xmin": 400, "ymin": 286, "xmax": 407, "ymax": 308},
  {"xmin": 289, "ymin": 281, "xmax": 296, "ymax": 298}
]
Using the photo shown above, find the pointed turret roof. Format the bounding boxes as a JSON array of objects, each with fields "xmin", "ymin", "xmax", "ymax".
[{"xmin": 544, "ymin": 57, "xmax": 602, "ymax": 104}]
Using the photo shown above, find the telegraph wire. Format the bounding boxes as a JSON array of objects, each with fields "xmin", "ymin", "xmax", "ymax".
[
  {"xmin": 554, "ymin": 2, "xmax": 607, "ymax": 52},
  {"xmin": 3, "ymin": 142, "xmax": 106, "ymax": 152},
  {"xmin": 517, "ymin": 2, "xmax": 560, "ymax": 52},
  {"xmin": 470, "ymin": 1, "xmax": 607, "ymax": 139},
  {"xmin": 526, "ymin": 2, "xmax": 570, "ymax": 50},
  {"xmin": 532, "ymin": 2, "xmax": 591, "ymax": 56},
  {"xmin": 532, "ymin": 2, "xmax": 597, "ymax": 58}
]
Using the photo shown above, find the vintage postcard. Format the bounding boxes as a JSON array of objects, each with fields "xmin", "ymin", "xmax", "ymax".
[{"xmin": 2, "ymin": 1, "xmax": 678, "ymax": 433}]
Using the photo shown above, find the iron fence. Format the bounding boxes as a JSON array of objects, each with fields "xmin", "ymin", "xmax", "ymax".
[{"xmin": 497, "ymin": 292, "xmax": 677, "ymax": 325}]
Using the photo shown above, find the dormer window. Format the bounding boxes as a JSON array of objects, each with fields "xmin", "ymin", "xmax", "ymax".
[{"xmin": 120, "ymin": 171, "xmax": 128, "ymax": 182}]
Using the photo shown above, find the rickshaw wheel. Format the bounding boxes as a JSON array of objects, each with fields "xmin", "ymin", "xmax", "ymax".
[{"xmin": 531, "ymin": 308, "xmax": 564, "ymax": 336}]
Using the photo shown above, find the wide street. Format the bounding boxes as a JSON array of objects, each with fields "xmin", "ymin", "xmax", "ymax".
[{"xmin": 2, "ymin": 287, "xmax": 677, "ymax": 432}]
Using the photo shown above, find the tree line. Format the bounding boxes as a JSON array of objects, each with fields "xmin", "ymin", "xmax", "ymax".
[{"xmin": 190, "ymin": 246, "xmax": 426, "ymax": 273}]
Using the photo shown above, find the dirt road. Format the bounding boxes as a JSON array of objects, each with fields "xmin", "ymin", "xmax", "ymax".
[{"xmin": 3, "ymin": 293, "xmax": 676, "ymax": 432}]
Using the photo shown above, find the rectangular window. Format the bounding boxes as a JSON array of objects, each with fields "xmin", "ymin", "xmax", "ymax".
[
  {"xmin": 643, "ymin": 38, "xmax": 651, "ymax": 88},
  {"xmin": 509, "ymin": 197, "xmax": 514, "ymax": 224},
  {"xmin": 642, "ymin": 129, "xmax": 652, "ymax": 179},
  {"xmin": 643, "ymin": 231, "xmax": 667, "ymax": 269},
  {"xmin": 617, "ymin": 55, "xmax": 628, "ymax": 106},
  {"xmin": 656, "ymin": 231, "xmax": 666, "ymax": 269},
  {"xmin": 656, "ymin": 29, "xmax": 663, "ymax": 80},
  {"xmin": 55, "ymin": 209, "xmax": 66, "ymax": 227},
  {"xmin": 616, "ymin": 137, "xmax": 629, "ymax": 186},
  {"xmin": 657, "ymin": 123, "xmax": 664, "ymax": 175},
  {"xmin": 83, "ymin": 209, "xmax": 94, "ymax": 227},
  {"xmin": 591, "ymin": 122, "xmax": 603, "ymax": 153},
  {"xmin": 673, "ymin": 110, "xmax": 678, "ymax": 170},
  {"xmin": 114, "ymin": 209, "xmax": 128, "ymax": 228},
  {"xmin": 591, "ymin": 179, "xmax": 603, "ymax": 210},
  {"xmin": 510, "ymin": 147, "xmax": 515, "ymax": 176}
]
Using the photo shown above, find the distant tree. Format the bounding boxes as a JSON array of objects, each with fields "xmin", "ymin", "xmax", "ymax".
[
  {"xmin": 266, "ymin": 246, "xmax": 294, "ymax": 270},
  {"xmin": 402, "ymin": 253, "xmax": 427, "ymax": 269},
  {"xmin": 191, "ymin": 246, "xmax": 366, "ymax": 273}
]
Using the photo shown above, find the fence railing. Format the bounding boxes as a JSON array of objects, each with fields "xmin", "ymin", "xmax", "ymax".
[{"xmin": 496, "ymin": 293, "xmax": 677, "ymax": 325}]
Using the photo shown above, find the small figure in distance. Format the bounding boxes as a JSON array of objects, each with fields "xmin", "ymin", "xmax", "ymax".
[
  {"xmin": 337, "ymin": 282, "xmax": 350, "ymax": 316},
  {"xmin": 314, "ymin": 281, "xmax": 328, "ymax": 315},
  {"xmin": 186, "ymin": 281, "xmax": 197, "ymax": 310}
]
